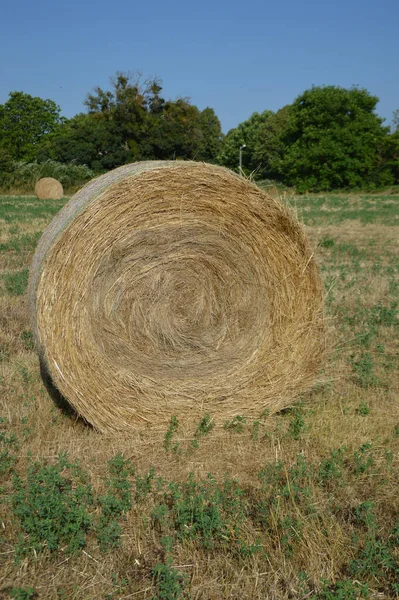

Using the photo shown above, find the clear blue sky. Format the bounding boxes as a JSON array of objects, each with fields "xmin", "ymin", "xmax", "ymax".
[{"xmin": 1, "ymin": 0, "xmax": 398, "ymax": 133}]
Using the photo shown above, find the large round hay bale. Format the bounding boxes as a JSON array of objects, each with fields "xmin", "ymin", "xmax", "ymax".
[
  {"xmin": 29, "ymin": 161, "xmax": 325, "ymax": 432},
  {"xmin": 35, "ymin": 177, "xmax": 63, "ymax": 200}
]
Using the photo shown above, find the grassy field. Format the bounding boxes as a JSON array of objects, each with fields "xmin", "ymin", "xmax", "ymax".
[{"xmin": 0, "ymin": 192, "xmax": 398, "ymax": 599}]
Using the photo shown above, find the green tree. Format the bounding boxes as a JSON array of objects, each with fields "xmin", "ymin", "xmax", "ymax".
[
  {"xmin": 140, "ymin": 98, "xmax": 203, "ymax": 160},
  {"xmin": 38, "ymin": 112, "xmax": 127, "ymax": 171},
  {"xmin": 278, "ymin": 86, "xmax": 392, "ymax": 191},
  {"xmin": 253, "ymin": 105, "xmax": 291, "ymax": 179},
  {"xmin": 40, "ymin": 72, "xmax": 224, "ymax": 170},
  {"xmin": 217, "ymin": 110, "xmax": 273, "ymax": 176},
  {"xmin": 0, "ymin": 91, "xmax": 62, "ymax": 161},
  {"xmin": 384, "ymin": 131, "xmax": 399, "ymax": 183},
  {"xmin": 43, "ymin": 72, "xmax": 158, "ymax": 169},
  {"xmin": 84, "ymin": 72, "xmax": 150, "ymax": 162},
  {"xmin": 196, "ymin": 107, "xmax": 224, "ymax": 162},
  {"xmin": 391, "ymin": 109, "xmax": 399, "ymax": 133}
]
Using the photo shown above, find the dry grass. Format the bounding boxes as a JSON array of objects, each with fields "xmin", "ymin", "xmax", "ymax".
[
  {"xmin": 0, "ymin": 188, "xmax": 398, "ymax": 599},
  {"xmin": 29, "ymin": 162, "xmax": 324, "ymax": 432}
]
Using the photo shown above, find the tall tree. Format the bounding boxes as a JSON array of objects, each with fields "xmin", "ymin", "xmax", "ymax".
[
  {"xmin": 383, "ymin": 130, "xmax": 399, "ymax": 183},
  {"xmin": 84, "ymin": 72, "xmax": 149, "ymax": 161},
  {"xmin": 253, "ymin": 105, "xmax": 291, "ymax": 180},
  {"xmin": 278, "ymin": 86, "xmax": 392, "ymax": 191},
  {"xmin": 140, "ymin": 98, "xmax": 203, "ymax": 160},
  {"xmin": 0, "ymin": 91, "xmax": 62, "ymax": 161},
  {"xmin": 40, "ymin": 72, "xmax": 224, "ymax": 170},
  {"xmin": 196, "ymin": 107, "xmax": 223, "ymax": 162},
  {"xmin": 391, "ymin": 109, "xmax": 399, "ymax": 133},
  {"xmin": 38, "ymin": 112, "xmax": 128, "ymax": 171}
]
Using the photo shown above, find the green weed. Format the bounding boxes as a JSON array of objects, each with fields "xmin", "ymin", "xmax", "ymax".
[
  {"xmin": 0, "ymin": 231, "xmax": 41, "ymax": 254},
  {"xmin": 286, "ymin": 406, "xmax": 308, "ymax": 440},
  {"xmin": 20, "ymin": 331, "xmax": 35, "ymax": 351},
  {"xmin": 12, "ymin": 453, "xmax": 93, "ymax": 556},
  {"xmin": 2, "ymin": 269, "xmax": 29, "ymax": 296},
  {"xmin": 349, "ymin": 352, "xmax": 379, "ymax": 388},
  {"xmin": 191, "ymin": 413, "xmax": 214, "ymax": 448},
  {"xmin": 6, "ymin": 588, "xmax": 38, "ymax": 600},
  {"xmin": 152, "ymin": 560, "xmax": 186, "ymax": 600},
  {"xmin": 252, "ymin": 409, "xmax": 270, "ymax": 441},
  {"xmin": 353, "ymin": 443, "xmax": 375, "ymax": 475},
  {"xmin": 0, "ymin": 427, "xmax": 19, "ymax": 479},
  {"xmin": 349, "ymin": 503, "xmax": 399, "ymax": 594},
  {"xmin": 164, "ymin": 416, "xmax": 180, "ymax": 453},
  {"xmin": 356, "ymin": 402, "xmax": 370, "ymax": 416},
  {"xmin": 320, "ymin": 236, "xmax": 335, "ymax": 248},
  {"xmin": 135, "ymin": 467, "xmax": 156, "ymax": 501},
  {"xmin": 318, "ymin": 447, "xmax": 346, "ymax": 486},
  {"xmin": 223, "ymin": 415, "xmax": 246, "ymax": 433},
  {"xmin": 309, "ymin": 579, "xmax": 370, "ymax": 599},
  {"xmin": 96, "ymin": 454, "xmax": 134, "ymax": 552}
]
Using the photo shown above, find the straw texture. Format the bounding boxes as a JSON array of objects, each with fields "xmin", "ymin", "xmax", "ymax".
[
  {"xmin": 29, "ymin": 161, "xmax": 325, "ymax": 432},
  {"xmin": 35, "ymin": 177, "xmax": 64, "ymax": 200}
]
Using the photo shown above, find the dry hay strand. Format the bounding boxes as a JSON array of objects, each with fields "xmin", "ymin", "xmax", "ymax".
[
  {"xmin": 35, "ymin": 177, "xmax": 63, "ymax": 200},
  {"xmin": 29, "ymin": 161, "xmax": 325, "ymax": 433}
]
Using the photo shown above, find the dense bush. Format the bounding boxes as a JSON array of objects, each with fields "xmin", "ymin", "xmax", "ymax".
[{"xmin": 0, "ymin": 159, "xmax": 95, "ymax": 193}]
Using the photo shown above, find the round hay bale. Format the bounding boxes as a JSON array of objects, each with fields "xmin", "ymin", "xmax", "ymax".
[
  {"xmin": 29, "ymin": 161, "xmax": 325, "ymax": 432},
  {"xmin": 35, "ymin": 177, "xmax": 63, "ymax": 200}
]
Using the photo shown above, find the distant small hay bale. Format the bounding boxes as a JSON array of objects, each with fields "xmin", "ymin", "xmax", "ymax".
[
  {"xmin": 28, "ymin": 161, "xmax": 325, "ymax": 433},
  {"xmin": 35, "ymin": 177, "xmax": 63, "ymax": 200}
]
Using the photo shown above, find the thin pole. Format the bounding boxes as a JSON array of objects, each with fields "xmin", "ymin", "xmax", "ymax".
[{"xmin": 239, "ymin": 144, "xmax": 246, "ymax": 175}]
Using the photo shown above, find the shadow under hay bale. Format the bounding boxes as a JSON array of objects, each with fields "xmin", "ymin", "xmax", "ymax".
[
  {"xmin": 39, "ymin": 357, "xmax": 91, "ymax": 427},
  {"xmin": 29, "ymin": 161, "xmax": 325, "ymax": 433},
  {"xmin": 35, "ymin": 177, "xmax": 63, "ymax": 200}
]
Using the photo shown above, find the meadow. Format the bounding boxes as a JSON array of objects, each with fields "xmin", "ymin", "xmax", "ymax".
[{"xmin": 0, "ymin": 191, "xmax": 398, "ymax": 599}]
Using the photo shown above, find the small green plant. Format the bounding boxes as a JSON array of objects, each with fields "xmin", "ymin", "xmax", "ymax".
[
  {"xmin": 164, "ymin": 415, "xmax": 180, "ymax": 452},
  {"xmin": 191, "ymin": 413, "xmax": 214, "ymax": 448},
  {"xmin": 258, "ymin": 460, "xmax": 285, "ymax": 488},
  {"xmin": 96, "ymin": 454, "xmax": 134, "ymax": 552},
  {"xmin": 353, "ymin": 443, "xmax": 375, "ymax": 475},
  {"xmin": 286, "ymin": 406, "xmax": 308, "ymax": 440},
  {"xmin": 104, "ymin": 572, "xmax": 129, "ymax": 599},
  {"xmin": 0, "ymin": 429, "xmax": 19, "ymax": 477},
  {"xmin": 151, "ymin": 503, "xmax": 170, "ymax": 530},
  {"xmin": 252, "ymin": 409, "xmax": 270, "ymax": 441},
  {"xmin": 7, "ymin": 588, "xmax": 38, "ymax": 600},
  {"xmin": 284, "ymin": 454, "xmax": 313, "ymax": 504},
  {"xmin": 369, "ymin": 301, "xmax": 398, "ymax": 327},
  {"xmin": 155, "ymin": 473, "xmax": 248, "ymax": 553},
  {"xmin": 151, "ymin": 535, "xmax": 187, "ymax": 600},
  {"xmin": 0, "ymin": 342, "xmax": 10, "ymax": 362},
  {"xmin": 2, "ymin": 268, "xmax": 29, "ymax": 296},
  {"xmin": 320, "ymin": 236, "xmax": 335, "ymax": 248},
  {"xmin": 349, "ymin": 504, "xmax": 399, "ymax": 594},
  {"xmin": 223, "ymin": 415, "xmax": 246, "ymax": 433},
  {"xmin": 152, "ymin": 560, "xmax": 186, "ymax": 600},
  {"xmin": 280, "ymin": 515, "xmax": 303, "ymax": 557},
  {"xmin": 12, "ymin": 453, "xmax": 93, "ymax": 556},
  {"xmin": 318, "ymin": 447, "xmax": 346, "ymax": 486},
  {"xmin": 135, "ymin": 466, "xmax": 156, "ymax": 501},
  {"xmin": 20, "ymin": 330, "xmax": 35, "ymax": 351},
  {"xmin": 309, "ymin": 579, "xmax": 370, "ymax": 599},
  {"xmin": 356, "ymin": 401, "xmax": 370, "ymax": 416},
  {"xmin": 349, "ymin": 352, "xmax": 379, "ymax": 388}
]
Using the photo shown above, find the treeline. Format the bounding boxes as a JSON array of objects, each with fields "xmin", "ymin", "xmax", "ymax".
[{"xmin": 0, "ymin": 72, "xmax": 398, "ymax": 192}]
